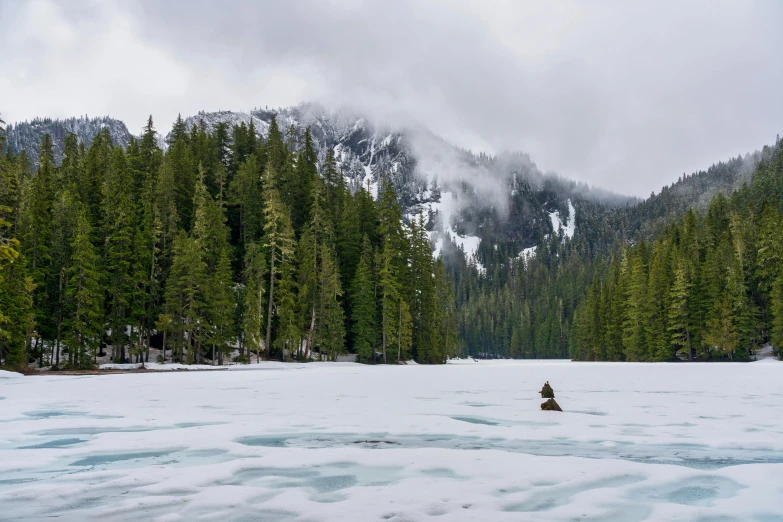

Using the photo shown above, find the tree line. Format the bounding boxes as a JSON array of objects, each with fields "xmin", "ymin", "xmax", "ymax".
[
  {"xmin": 0, "ymin": 114, "xmax": 457, "ymax": 369},
  {"xmin": 447, "ymin": 140, "xmax": 781, "ymax": 361},
  {"xmin": 573, "ymin": 143, "xmax": 783, "ymax": 361}
]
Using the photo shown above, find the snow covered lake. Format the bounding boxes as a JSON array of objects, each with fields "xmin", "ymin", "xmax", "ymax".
[{"xmin": 1, "ymin": 360, "xmax": 782, "ymax": 521}]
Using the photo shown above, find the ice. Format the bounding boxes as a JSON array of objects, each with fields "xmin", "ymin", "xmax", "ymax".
[{"xmin": 1, "ymin": 360, "xmax": 782, "ymax": 520}]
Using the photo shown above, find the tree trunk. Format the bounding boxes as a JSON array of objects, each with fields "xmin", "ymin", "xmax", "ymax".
[
  {"xmin": 161, "ymin": 330, "xmax": 167, "ymax": 363},
  {"xmin": 397, "ymin": 303, "xmax": 402, "ymax": 364},
  {"xmin": 265, "ymin": 252, "xmax": 276, "ymax": 360},
  {"xmin": 382, "ymin": 330, "xmax": 387, "ymax": 365},
  {"xmin": 305, "ymin": 308, "xmax": 315, "ymax": 360},
  {"xmin": 211, "ymin": 344, "xmax": 215, "ymax": 366}
]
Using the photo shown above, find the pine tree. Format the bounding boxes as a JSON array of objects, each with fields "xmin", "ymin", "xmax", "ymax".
[
  {"xmin": 434, "ymin": 258, "xmax": 457, "ymax": 360},
  {"xmin": 169, "ymin": 119, "xmax": 197, "ymax": 231},
  {"xmin": 703, "ymin": 294, "xmax": 739, "ymax": 359},
  {"xmin": 49, "ymin": 190, "xmax": 78, "ymax": 367},
  {"xmin": 321, "ymin": 148, "xmax": 346, "ymax": 232},
  {"xmin": 289, "ymin": 128, "xmax": 317, "ymax": 235},
  {"xmin": 192, "ymin": 173, "xmax": 235, "ymax": 364},
  {"xmin": 410, "ymin": 213, "xmax": 438, "ymax": 362},
  {"xmin": 104, "ymin": 147, "xmax": 136, "ymax": 363},
  {"xmin": 21, "ymin": 134, "xmax": 56, "ymax": 347},
  {"xmin": 621, "ymin": 247, "xmax": 649, "ymax": 361},
  {"xmin": 63, "ymin": 208, "xmax": 103, "ymax": 368},
  {"xmin": 350, "ymin": 235, "xmax": 376, "ymax": 362},
  {"xmin": 668, "ymin": 257, "xmax": 692, "ymax": 360},
  {"xmin": 262, "ymin": 167, "xmax": 296, "ymax": 360},
  {"xmin": 0, "ymin": 115, "xmax": 33, "ymax": 368},
  {"xmin": 165, "ymin": 231, "xmax": 207, "ymax": 363},
  {"xmin": 754, "ymin": 201, "xmax": 782, "ymax": 311},
  {"xmin": 80, "ymin": 128, "xmax": 113, "ymax": 238},
  {"xmin": 242, "ymin": 242, "xmax": 267, "ymax": 363},
  {"xmin": 770, "ymin": 273, "xmax": 783, "ymax": 357},
  {"xmin": 229, "ymin": 154, "xmax": 264, "ymax": 247},
  {"xmin": 378, "ymin": 236, "xmax": 400, "ymax": 364},
  {"xmin": 0, "ymin": 252, "xmax": 34, "ymax": 369},
  {"xmin": 316, "ymin": 244, "xmax": 345, "ymax": 360}
]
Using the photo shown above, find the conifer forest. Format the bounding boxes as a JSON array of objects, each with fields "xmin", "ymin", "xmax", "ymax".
[
  {"xmin": 0, "ymin": 115, "xmax": 457, "ymax": 369},
  {"xmin": 2, "ymin": 110, "xmax": 783, "ymax": 369}
]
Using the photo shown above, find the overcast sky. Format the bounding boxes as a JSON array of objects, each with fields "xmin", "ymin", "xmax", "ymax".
[{"xmin": 2, "ymin": 0, "xmax": 782, "ymax": 196}]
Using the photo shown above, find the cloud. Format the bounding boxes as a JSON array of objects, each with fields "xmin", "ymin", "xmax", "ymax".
[{"xmin": 2, "ymin": 0, "xmax": 782, "ymax": 196}]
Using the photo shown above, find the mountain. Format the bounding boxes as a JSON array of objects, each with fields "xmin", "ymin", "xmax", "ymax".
[
  {"xmin": 172, "ymin": 104, "xmax": 638, "ymax": 264},
  {"xmin": 5, "ymin": 116, "xmax": 132, "ymax": 166},
  {"xmin": 4, "ymin": 104, "xmax": 776, "ymax": 362},
  {"xmin": 6, "ymin": 105, "xmax": 761, "ymax": 271}
]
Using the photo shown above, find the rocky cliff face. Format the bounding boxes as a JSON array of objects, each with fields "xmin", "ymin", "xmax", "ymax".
[
  {"xmin": 5, "ymin": 116, "xmax": 132, "ymax": 166},
  {"xmin": 5, "ymin": 104, "xmax": 645, "ymax": 264}
]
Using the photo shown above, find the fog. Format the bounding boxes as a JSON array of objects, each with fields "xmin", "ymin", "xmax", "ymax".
[{"xmin": 2, "ymin": 0, "xmax": 782, "ymax": 197}]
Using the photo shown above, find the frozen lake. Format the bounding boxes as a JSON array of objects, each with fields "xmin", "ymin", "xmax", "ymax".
[{"xmin": 1, "ymin": 360, "xmax": 782, "ymax": 521}]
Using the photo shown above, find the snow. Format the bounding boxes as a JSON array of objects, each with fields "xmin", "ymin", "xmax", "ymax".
[
  {"xmin": 519, "ymin": 246, "xmax": 537, "ymax": 263},
  {"xmin": 426, "ymin": 191, "xmax": 482, "ymax": 260},
  {"xmin": 565, "ymin": 199, "xmax": 576, "ymax": 239},
  {"xmin": 754, "ymin": 344, "xmax": 778, "ymax": 362},
  {"xmin": 454, "ymin": 234, "xmax": 481, "ymax": 260},
  {"xmin": 1, "ymin": 361, "xmax": 782, "ymax": 521},
  {"xmin": 0, "ymin": 369, "xmax": 23, "ymax": 378},
  {"xmin": 549, "ymin": 199, "xmax": 576, "ymax": 240}
]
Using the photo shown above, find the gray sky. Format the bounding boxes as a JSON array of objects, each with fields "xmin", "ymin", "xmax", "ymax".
[{"xmin": 2, "ymin": 0, "xmax": 782, "ymax": 197}]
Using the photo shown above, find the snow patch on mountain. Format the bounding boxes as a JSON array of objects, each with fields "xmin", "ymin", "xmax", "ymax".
[
  {"xmin": 426, "ymin": 190, "xmax": 482, "ymax": 261},
  {"xmin": 549, "ymin": 198, "xmax": 576, "ymax": 239}
]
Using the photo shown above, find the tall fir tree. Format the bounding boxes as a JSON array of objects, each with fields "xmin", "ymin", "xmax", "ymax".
[
  {"xmin": 242, "ymin": 242, "xmax": 267, "ymax": 362},
  {"xmin": 350, "ymin": 235, "xmax": 376, "ymax": 362},
  {"xmin": 63, "ymin": 208, "xmax": 103, "ymax": 368},
  {"xmin": 262, "ymin": 166, "xmax": 297, "ymax": 360}
]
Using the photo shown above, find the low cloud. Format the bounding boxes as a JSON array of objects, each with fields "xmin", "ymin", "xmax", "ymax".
[{"xmin": 2, "ymin": 0, "xmax": 782, "ymax": 197}]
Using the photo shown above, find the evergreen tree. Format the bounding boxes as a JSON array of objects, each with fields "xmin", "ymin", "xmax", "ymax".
[
  {"xmin": 350, "ymin": 235, "xmax": 376, "ymax": 362},
  {"xmin": 0, "ymin": 252, "xmax": 34, "ymax": 369},
  {"xmin": 0, "ymin": 115, "xmax": 34, "ymax": 369},
  {"xmin": 242, "ymin": 242, "xmax": 267, "ymax": 362},
  {"xmin": 378, "ymin": 236, "xmax": 400, "ymax": 364},
  {"xmin": 165, "ymin": 231, "xmax": 207, "ymax": 363},
  {"xmin": 262, "ymin": 167, "xmax": 296, "ymax": 360},
  {"xmin": 63, "ymin": 208, "xmax": 103, "ymax": 368},
  {"xmin": 316, "ymin": 244, "xmax": 345, "ymax": 360},
  {"xmin": 20, "ymin": 134, "xmax": 56, "ymax": 346},
  {"xmin": 289, "ymin": 127, "xmax": 317, "ymax": 235},
  {"xmin": 621, "ymin": 247, "xmax": 649, "ymax": 361},
  {"xmin": 770, "ymin": 273, "xmax": 783, "ymax": 357},
  {"xmin": 668, "ymin": 257, "xmax": 692, "ymax": 360},
  {"xmin": 192, "ymin": 173, "xmax": 234, "ymax": 364},
  {"xmin": 229, "ymin": 153, "xmax": 265, "ymax": 247},
  {"xmin": 104, "ymin": 147, "xmax": 136, "ymax": 363},
  {"xmin": 703, "ymin": 294, "xmax": 739, "ymax": 359}
]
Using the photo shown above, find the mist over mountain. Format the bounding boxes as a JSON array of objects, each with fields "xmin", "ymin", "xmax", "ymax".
[{"xmin": 7, "ymin": 103, "xmax": 765, "ymax": 273}]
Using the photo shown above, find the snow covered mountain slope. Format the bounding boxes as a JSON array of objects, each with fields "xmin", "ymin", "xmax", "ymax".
[
  {"xmin": 5, "ymin": 116, "xmax": 132, "ymax": 165},
  {"xmin": 173, "ymin": 104, "xmax": 612, "ymax": 262},
  {"xmin": 13, "ymin": 103, "xmax": 753, "ymax": 268}
]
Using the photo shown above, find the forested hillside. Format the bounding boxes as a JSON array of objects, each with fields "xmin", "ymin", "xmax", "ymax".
[
  {"xmin": 450, "ymin": 147, "xmax": 766, "ymax": 359},
  {"xmin": 0, "ymin": 114, "xmax": 457, "ymax": 369},
  {"xmin": 2, "ymin": 106, "xmax": 778, "ymax": 366},
  {"xmin": 573, "ymin": 140, "xmax": 783, "ymax": 361}
]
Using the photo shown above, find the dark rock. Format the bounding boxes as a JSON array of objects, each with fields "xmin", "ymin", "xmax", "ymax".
[
  {"xmin": 540, "ymin": 381, "xmax": 555, "ymax": 398},
  {"xmin": 541, "ymin": 398, "xmax": 562, "ymax": 412}
]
